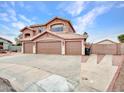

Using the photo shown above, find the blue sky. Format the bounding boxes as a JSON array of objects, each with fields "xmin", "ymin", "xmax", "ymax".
[{"xmin": 0, "ymin": 1, "xmax": 124, "ymax": 43}]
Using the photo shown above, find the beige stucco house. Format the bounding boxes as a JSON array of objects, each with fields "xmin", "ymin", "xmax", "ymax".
[{"xmin": 20, "ymin": 17, "xmax": 87, "ymax": 55}]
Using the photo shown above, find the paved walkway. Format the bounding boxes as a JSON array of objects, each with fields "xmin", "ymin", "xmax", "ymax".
[{"xmin": 81, "ymin": 54, "xmax": 118, "ymax": 91}]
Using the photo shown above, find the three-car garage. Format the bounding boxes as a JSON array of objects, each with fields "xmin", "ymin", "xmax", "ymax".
[{"xmin": 23, "ymin": 40, "xmax": 83, "ymax": 55}]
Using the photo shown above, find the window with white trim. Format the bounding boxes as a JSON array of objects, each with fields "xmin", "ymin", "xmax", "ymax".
[{"xmin": 51, "ymin": 24, "xmax": 64, "ymax": 32}]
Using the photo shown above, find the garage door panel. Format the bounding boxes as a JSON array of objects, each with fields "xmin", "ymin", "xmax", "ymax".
[
  {"xmin": 65, "ymin": 41, "xmax": 81, "ymax": 55},
  {"xmin": 37, "ymin": 41, "xmax": 61, "ymax": 54},
  {"xmin": 24, "ymin": 42, "xmax": 33, "ymax": 53}
]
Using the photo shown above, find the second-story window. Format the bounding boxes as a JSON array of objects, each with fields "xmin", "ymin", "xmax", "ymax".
[
  {"xmin": 51, "ymin": 24, "xmax": 64, "ymax": 32},
  {"xmin": 25, "ymin": 33, "xmax": 30, "ymax": 38},
  {"xmin": 38, "ymin": 27, "xmax": 45, "ymax": 32}
]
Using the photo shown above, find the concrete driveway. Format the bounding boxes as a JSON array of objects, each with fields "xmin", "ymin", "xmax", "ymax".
[{"xmin": 0, "ymin": 54, "xmax": 81, "ymax": 86}]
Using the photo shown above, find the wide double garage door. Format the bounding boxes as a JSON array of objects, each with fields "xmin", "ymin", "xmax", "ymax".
[{"xmin": 36, "ymin": 41, "xmax": 61, "ymax": 54}]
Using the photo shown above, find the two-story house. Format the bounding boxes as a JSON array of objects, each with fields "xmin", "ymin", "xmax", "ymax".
[{"xmin": 20, "ymin": 17, "xmax": 87, "ymax": 55}]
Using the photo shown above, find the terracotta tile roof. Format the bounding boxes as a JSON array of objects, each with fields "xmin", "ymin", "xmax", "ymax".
[
  {"xmin": 20, "ymin": 17, "xmax": 76, "ymax": 33},
  {"xmin": 29, "ymin": 24, "xmax": 45, "ymax": 27},
  {"xmin": 20, "ymin": 27, "xmax": 36, "ymax": 32},
  {"xmin": 29, "ymin": 17, "xmax": 71, "ymax": 27}
]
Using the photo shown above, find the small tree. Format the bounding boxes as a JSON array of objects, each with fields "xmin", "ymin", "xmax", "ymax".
[
  {"xmin": 83, "ymin": 32, "xmax": 88, "ymax": 42},
  {"xmin": 118, "ymin": 34, "xmax": 124, "ymax": 43},
  {"xmin": 15, "ymin": 34, "xmax": 22, "ymax": 46}
]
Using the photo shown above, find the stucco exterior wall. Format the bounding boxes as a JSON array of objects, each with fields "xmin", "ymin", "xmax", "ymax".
[
  {"xmin": 120, "ymin": 43, "xmax": 124, "ymax": 55},
  {"xmin": 22, "ymin": 29, "xmax": 34, "ymax": 38}
]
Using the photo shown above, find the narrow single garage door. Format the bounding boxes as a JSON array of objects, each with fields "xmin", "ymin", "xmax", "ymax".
[
  {"xmin": 65, "ymin": 41, "xmax": 82, "ymax": 55},
  {"xmin": 24, "ymin": 42, "xmax": 33, "ymax": 53},
  {"xmin": 36, "ymin": 41, "xmax": 61, "ymax": 54}
]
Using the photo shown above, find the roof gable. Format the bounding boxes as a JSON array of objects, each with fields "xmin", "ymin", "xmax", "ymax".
[
  {"xmin": 20, "ymin": 27, "xmax": 35, "ymax": 32},
  {"xmin": 46, "ymin": 17, "xmax": 75, "ymax": 33},
  {"xmin": 31, "ymin": 31, "xmax": 64, "ymax": 41},
  {"xmin": 96, "ymin": 39, "xmax": 117, "ymax": 44}
]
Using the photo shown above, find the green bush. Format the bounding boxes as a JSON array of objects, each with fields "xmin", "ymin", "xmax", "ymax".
[{"xmin": 118, "ymin": 34, "xmax": 124, "ymax": 43}]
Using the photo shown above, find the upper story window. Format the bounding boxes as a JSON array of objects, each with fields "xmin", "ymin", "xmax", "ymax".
[
  {"xmin": 38, "ymin": 27, "xmax": 45, "ymax": 32},
  {"xmin": 51, "ymin": 24, "xmax": 64, "ymax": 32},
  {"xmin": 25, "ymin": 33, "xmax": 30, "ymax": 38}
]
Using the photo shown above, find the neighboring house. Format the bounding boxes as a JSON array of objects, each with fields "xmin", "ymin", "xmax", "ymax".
[
  {"xmin": 20, "ymin": 17, "xmax": 88, "ymax": 55},
  {"xmin": 0, "ymin": 37, "xmax": 13, "ymax": 50}
]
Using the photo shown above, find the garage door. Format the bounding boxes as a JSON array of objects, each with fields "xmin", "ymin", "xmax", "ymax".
[
  {"xmin": 36, "ymin": 41, "xmax": 61, "ymax": 54},
  {"xmin": 65, "ymin": 41, "xmax": 82, "ymax": 55},
  {"xmin": 24, "ymin": 42, "xmax": 33, "ymax": 53}
]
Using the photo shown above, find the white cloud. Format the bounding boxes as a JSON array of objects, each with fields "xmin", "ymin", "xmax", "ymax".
[
  {"xmin": 59, "ymin": 1, "xmax": 86, "ymax": 16},
  {"xmin": 10, "ymin": 15, "xmax": 17, "ymax": 22},
  {"xmin": 19, "ymin": 14, "xmax": 31, "ymax": 23},
  {"xmin": 7, "ymin": 8, "xmax": 16, "ymax": 17},
  {"xmin": 12, "ymin": 21, "xmax": 26, "ymax": 29},
  {"xmin": 1, "ymin": 25, "xmax": 9, "ymax": 31},
  {"xmin": 7, "ymin": 8, "xmax": 17, "ymax": 22},
  {"xmin": 10, "ymin": 1, "xmax": 15, "ymax": 7},
  {"xmin": 0, "ymin": 13, "xmax": 10, "ymax": 22},
  {"xmin": 19, "ymin": 2, "xmax": 24, "ymax": 7},
  {"xmin": 19, "ymin": 2, "xmax": 33, "ymax": 11},
  {"xmin": 0, "ymin": 2, "xmax": 17, "ymax": 22},
  {"xmin": 1, "ymin": 17, "xmax": 10, "ymax": 22},
  {"xmin": 74, "ymin": 4, "xmax": 113, "ymax": 33},
  {"xmin": 0, "ymin": 8, "xmax": 17, "ymax": 22},
  {"xmin": 0, "ymin": 2, "xmax": 9, "ymax": 8},
  {"xmin": 117, "ymin": 3, "xmax": 124, "ymax": 8},
  {"xmin": 0, "ymin": 13, "xmax": 8, "ymax": 17}
]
